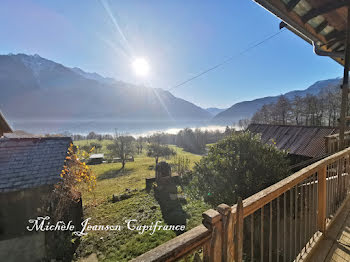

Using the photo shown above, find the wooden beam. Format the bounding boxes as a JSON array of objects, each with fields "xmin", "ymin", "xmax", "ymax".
[
  {"xmin": 0, "ymin": 111, "xmax": 12, "ymax": 136},
  {"xmin": 130, "ymin": 225, "xmax": 211, "ymax": 262},
  {"xmin": 280, "ymin": 21, "xmax": 312, "ymax": 44},
  {"xmin": 326, "ymin": 37, "xmax": 345, "ymax": 49},
  {"xmin": 340, "ymin": 7, "xmax": 350, "ymax": 150},
  {"xmin": 315, "ymin": 20, "xmax": 328, "ymax": 34},
  {"xmin": 336, "ymin": 44, "xmax": 345, "ymax": 51},
  {"xmin": 302, "ymin": 0, "xmax": 350, "ymax": 23},
  {"xmin": 325, "ymin": 30, "xmax": 345, "ymax": 41},
  {"xmin": 330, "ymin": 41, "xmax": 344, "ymax": 51},
  {"xmin": 286, "ymin": 0, "xmax": 301, "ymax": 12}
]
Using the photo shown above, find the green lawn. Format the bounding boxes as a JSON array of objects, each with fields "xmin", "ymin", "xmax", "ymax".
[{"xmin": 73, "ymin": 140, "xmax": 209, "ymax": 262}]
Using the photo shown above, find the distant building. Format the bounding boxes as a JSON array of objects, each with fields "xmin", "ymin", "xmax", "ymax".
[
  {"xmin": 88, "ymin": 153, "xmax": 104, "ymax": 164},
  {"xmin": 0, "ymin": 137, "xmax": 82, "ymax": 261},
  {"xmin": 113, "ymin": 156, "xmax": 134, "ymax": 163}
]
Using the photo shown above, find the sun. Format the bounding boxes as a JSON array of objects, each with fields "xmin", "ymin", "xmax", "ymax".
[{"xmin": 132, "ymin": 57, "xmax": 150, "ymax": 77}]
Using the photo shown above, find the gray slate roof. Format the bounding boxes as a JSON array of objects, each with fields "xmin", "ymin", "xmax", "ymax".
[{"xmin": 0, "ymin": 137, "xmax": 71, "ymax": 193}]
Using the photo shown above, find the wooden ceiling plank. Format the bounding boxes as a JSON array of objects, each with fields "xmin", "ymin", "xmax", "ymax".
[{"xmin": 302, "ymin": 0, "xmax": 350, "ymax": 23}]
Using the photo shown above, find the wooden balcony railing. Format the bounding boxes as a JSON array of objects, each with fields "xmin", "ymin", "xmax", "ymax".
[
  {"xmin": 325, "ymin": 131, "xmax": 350, "ymax": 154},
  {"xmin": 132, "ymin": 147, "xmax": 350, "ymax": 262}
]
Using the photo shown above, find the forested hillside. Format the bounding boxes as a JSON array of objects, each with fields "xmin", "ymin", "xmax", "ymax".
[{"xmin": 251, "ymin": 86, "xmax": 341, "ymax": 126}]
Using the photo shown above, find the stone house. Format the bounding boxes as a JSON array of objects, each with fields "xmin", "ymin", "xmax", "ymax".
[{"xmin": 0, "ymin": 136, "xmax": 82, "ymax": 262}]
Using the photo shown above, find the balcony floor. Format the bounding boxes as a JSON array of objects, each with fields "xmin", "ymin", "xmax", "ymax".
[{"xmin": 308, "ymin": 197, "xmax": 350, "ymax": 262}]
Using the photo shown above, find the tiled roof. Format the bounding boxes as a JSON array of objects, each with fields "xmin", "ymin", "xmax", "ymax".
[
  {"xmin": 247, "ymin": 124, "xmax": 340, "ymax": 158},
  {"xmin": 0, "ymin": 137, "xmax": 71, "ymax": 193}
]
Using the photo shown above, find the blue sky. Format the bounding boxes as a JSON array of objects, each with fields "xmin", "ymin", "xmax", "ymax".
[{"xmin": 0, "ymin": 0, "xmax": 343, "ymax": 108}]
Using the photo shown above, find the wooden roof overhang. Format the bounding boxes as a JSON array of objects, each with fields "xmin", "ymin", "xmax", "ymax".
[
  {"xmin": 0, "ymin": 111, "xmax": 12, "ymax": 136},
  {"xmin": 253, "ymin": 0, "xmax": 349, "ymax": 66}
]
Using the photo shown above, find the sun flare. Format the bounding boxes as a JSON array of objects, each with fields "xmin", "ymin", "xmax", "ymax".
[{"xmin": 132, "ymin": 57, "xmax": 150, "ymax": 77}]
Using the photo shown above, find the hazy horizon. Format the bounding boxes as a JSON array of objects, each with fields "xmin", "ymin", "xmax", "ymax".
[{"xmin": 8, "ymin": 117, "xmax": 232, "ymax": 137}]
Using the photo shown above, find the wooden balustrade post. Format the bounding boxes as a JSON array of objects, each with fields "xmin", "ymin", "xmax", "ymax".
[
  {"xmin": 318, "ymin": 165, "xmax": 327, "ymax": 233},
  {"xmin": 325, "ymin": 137, "xmax": 330, "ymax": 154},
  {"xmin": 345, "ymin": 154, "xmax": 350, "ymax": 198},
  {"xmin": 217, "ymin": 204, "xmax": 234, "ymax": 262},
  {"xmin": 202, "ymin": 209, "xmax": 223, "ymax": 262},
  {"xmin": 235, "ymin": 198, "xmax": 244, "ymax": 262},
  {"xmin": 337, "ymin": 158, "xmax": 344, "ymax": 203}
]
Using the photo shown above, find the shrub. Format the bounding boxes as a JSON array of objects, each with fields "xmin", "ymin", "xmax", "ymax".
[
  {"xmin": 172, "ymin": 155, "xmax": 190, "ymax": 176},
  {"xmin": 53, "ymin": 144, "xmax": 96, "ymax": 219},
  {"xmin": 189, "ymin": 132, "xmax": 290, "ymax": 206}
]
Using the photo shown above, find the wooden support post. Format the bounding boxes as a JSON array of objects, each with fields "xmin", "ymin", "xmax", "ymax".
[
  {"xmin": 235, "ymin": 198, "xmax": 244, "ymax": 262},
  {"xmin": 202, "ymin": 209, "xmax": 223, "ymax": 262},
  {"xmin": 339, "ymin": 6, "xmax": 350, "ymax": 150},
  {"xmin": 325, "ymin": 137, "xmax": 330, "ymax": 154},
  {"xmin": 318, "ymin": 165, "xmax": 327, "ymax": 233},
  {"xmin": 340, "ymin": 87, "xmax": 348, "ymax": 150},
  {"xmin": 217, "ymin": 204, "xmax": 234, "ymax": 262}
]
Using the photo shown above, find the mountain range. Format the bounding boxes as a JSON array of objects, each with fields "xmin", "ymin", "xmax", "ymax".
[
  {"xmin": 214, "ymin": 77, "xmax": 342, "ymax": 124},
  {"xmin": 0, "ymin": 53, "xmax": 344, "ymax": 127},
  {"xmin": 0, "ymin": 54, "xmax": 211, "ymax": 121},
  {"xmin": 205, "ymin": 107, "xmax": 226, "ymax": 116}
]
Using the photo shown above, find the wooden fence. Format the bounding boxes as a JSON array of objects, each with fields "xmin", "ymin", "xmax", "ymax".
[{"xmin": 132, "ymin": 147, "xmax": 350, "ymax": 262}]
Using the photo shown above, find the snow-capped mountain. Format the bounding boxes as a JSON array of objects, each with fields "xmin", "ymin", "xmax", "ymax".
[
  {"xmin": 70, "ymin": 67, "xmax": 118, "ymax": 85},
  {"xmin": 0, "ymin": 53, "xmax": 212, "ymax": 121}
]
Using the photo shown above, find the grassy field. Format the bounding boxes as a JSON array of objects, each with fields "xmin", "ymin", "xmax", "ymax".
[{"xmin": 73, "ymin": 140, "xmax": 209, "ymax": 262}]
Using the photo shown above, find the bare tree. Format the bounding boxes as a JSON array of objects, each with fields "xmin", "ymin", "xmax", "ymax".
[
  {"xmin": 147, "ymin": 143, "xmax": 176, "ymax": 164},
  {"xmin": 291, "ymin": 95, "xmax": 304, "ymax": 125},
  {"xmin": 321, "ymin": 87, "xmax": 341, "ymax": 126},
  {"xmin": 252, "ymin": 104, "xmax": 273, "ymax": 124},
  {"xmin": 275, "ymin": 95, "xmax": 291, "ymax": 125},
  {"xmin": 107, "ymin": 133, "xmax": 135, "ymax": 169},
  {"xmin": 238, "ymin": 118, "xmax": 250, "ymax": 130},
  {"xmin": 136, "ymin": 137, "xmax": 144, "ymax": 154},
  {"xmin": 251, "ymin": 89, "xmax": 341, "ymax": 127}
]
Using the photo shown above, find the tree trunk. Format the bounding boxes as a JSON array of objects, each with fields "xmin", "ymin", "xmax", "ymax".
[{"xmin": 122, "ymin": 160, "xmax": 125, "ymax": 169}]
